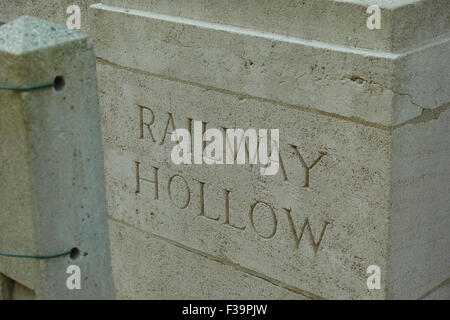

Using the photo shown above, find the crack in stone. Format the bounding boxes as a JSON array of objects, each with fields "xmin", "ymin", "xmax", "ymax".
[
  {"xmin": 97, "ymin": 57, "xmax": 392, "ymax": 131},
  {"xmin": 341, "ymin": 75, "xmax": 425, "ymax": 110},
  {"xmin": 340, "ymin": 75, "xmax": 436, "ymax": 127},
  {"xmin": 394, "ymin": 102, "xmax": 449, "ymax": 128}
]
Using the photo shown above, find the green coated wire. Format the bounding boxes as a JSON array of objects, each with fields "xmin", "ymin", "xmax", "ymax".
[
  {"xmin": 1, "ymin": 80, "xmax": 67, "ymax": 260},
  {"xmin": 0, "ymin": 83, "xmax": 55, "ymax": 92},
  {"xmin": 0, "ymin": 250, "xmax": 71, "ymax": 259}
]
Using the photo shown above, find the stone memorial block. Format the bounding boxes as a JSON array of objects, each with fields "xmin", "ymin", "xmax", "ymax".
[
  {"xmin": 0, "ymin": 0, "xmax": 447, "ymax": 299},
  {"xmin": 89, "ymin": 0, "xmax": 449, "ymax": 299},
  {"xmin": 0, "ymin": 16, "xmax": 114, "ymax": 299}
]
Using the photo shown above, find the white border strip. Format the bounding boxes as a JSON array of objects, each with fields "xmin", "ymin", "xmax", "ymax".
[{"xmin": 92, "ymin": 3, "xmax": 450, "ymax": 60}]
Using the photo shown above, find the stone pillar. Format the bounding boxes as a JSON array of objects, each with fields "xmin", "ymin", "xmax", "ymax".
[
  {"xmin": 0, "ymin": 16, "xmax": 114, "ymax": 299},
  {"xmin": 89, "ymin": 0, "xmax": 449, "ymax": 299}
]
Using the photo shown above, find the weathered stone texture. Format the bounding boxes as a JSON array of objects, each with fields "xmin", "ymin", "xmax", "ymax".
[
  {"xmin": 0, "ymin": 0, "xmax": 448, "ymax": 300},
  {"xmin": 0, "ymin": 16, "xmax": 114, "ymax": 299},
  {"xmin": 90, "ymin": 0, "xmax": 449, "ymax": 299}
]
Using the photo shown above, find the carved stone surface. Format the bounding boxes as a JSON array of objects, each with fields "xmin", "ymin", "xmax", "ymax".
[
  {"xmin": 0, "ymin": 0, "xmax": 448, "ymax": 300},
  {"xmin": 90, "ymin": 0, "xmax": 449, "ymax": 299}
]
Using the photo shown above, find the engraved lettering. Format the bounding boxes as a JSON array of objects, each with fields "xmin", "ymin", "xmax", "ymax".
[
  {"xmin": 168, "ymin": 174, "xmax": 191, "ymax": 209},
  {"xmin": 278, "ymin": 152, "xmax": 289, "ymax": 181},
  {"xmin": 283, "ymin": 208, "xmax": 331, "ymax": 255},
  {"xmin": 138, "ymin": 105, "xmax": 156, "ymax": 142},
  {"xmin": 160, "ymin": 112, "xmax": 177, "ymax": 145},
  {"xmin": 290, "ymin": 144, "xmax": 327, "ymax": 187},
  {"xmin": 250, "ymin": 201, "xmax": 277, "ymax": 239},
  {"xmin": 223, "ymin": 189, "xmax": 246, "ymax": 230},
  {"xmin": 135, "ymin": 161, "xmax": 159, "ymax": 200},
  {"xmin": 196, "ymin": 180, "xmax": 219, "ymax": 221}
]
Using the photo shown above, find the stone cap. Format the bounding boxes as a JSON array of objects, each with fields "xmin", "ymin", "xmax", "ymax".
[
  {"xmin": 100, "ymin": 0, "xmax": 450, "ymax": 52},
  {"xmin": 0, "ymin": 15, "xmax": 86, "ymax": 55}
]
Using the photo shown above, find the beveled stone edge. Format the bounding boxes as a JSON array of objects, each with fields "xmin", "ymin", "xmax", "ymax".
[{"xmin": 92, "ymin": 3, "xmax": 450, "ymax": 60}]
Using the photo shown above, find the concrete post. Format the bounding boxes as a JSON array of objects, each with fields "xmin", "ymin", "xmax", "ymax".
[{"xmin": 0, "ymin": 16, "xmax": 114, "ymax": 299}]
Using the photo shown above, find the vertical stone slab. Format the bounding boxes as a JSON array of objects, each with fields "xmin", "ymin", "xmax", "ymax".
[
  {"xmin": 0, "ymin": 16, "xmax": 114, "ymax": 299},
  {"xmin": 388, "ymin": 106, "xmax": 450, "ymax": 299},
  {"xmin": 90, "ymin": 0, "xmax": 449, "ymax": 299}
]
